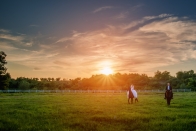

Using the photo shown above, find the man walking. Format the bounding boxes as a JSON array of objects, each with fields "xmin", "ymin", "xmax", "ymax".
[{"xmin": 164, "ymin": 82, "xmax": 173, "ymax": 99}]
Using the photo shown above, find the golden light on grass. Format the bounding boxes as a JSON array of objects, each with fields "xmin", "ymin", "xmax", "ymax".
[{"xmin": 100, "ymin": 67, "xmax": 113, "ymax": 75}]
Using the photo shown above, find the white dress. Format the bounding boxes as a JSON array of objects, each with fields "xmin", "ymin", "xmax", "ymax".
[
  {"xmin": 127, "ymin": 89, "xmax": 138, "ymax": 98},
  {"xmin": 131, "ymin": 89, "xmax": 137, "ymax": 98}
]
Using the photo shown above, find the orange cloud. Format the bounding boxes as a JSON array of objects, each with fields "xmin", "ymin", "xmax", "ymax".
[{"xmin": 2, "ymin": 14, "xmax": 196, "ymax": 78}]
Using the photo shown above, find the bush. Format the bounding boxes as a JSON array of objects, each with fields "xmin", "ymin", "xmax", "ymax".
[{"xmin": 19, "ymin": 80, "xmax": 30, "ymax": 90}]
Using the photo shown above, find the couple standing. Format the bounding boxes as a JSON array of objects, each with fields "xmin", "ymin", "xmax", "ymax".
[{"xmin": 127, "ymin": 84, "xmax": 138, "ymax": 104}]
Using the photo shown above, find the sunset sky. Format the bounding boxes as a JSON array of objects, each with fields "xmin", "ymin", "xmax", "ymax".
[{"xmin": 1, "ymin": 0, "xmax": 196, "ymax": 79}]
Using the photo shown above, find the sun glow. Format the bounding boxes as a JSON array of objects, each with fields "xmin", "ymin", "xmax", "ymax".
[{"xmin": 101, "ymin": 67, "xmax": 113, "ymax": 75}]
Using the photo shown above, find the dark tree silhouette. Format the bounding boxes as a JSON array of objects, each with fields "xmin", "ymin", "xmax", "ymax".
[
  {"xmin": 0, "ymin": 51, "xmax": 11, "ymax": 90},
  {"xmin": 0, "ymin": 51, "xmax": 7, "ymax": 75}
]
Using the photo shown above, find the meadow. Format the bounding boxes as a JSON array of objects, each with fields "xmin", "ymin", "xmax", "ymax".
[{"xmin": 0, "ymin": 92, "xmax": 196, "ymax": 131}]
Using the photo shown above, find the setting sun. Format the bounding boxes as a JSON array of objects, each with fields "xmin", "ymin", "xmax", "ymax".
[{"xmin": 101, "ymin": 67, "xmax": 113, "ymax": 75}]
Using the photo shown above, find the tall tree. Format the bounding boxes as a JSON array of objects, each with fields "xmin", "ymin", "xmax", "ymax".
[
  {"xmin": 0, "ymin": 51, "xmax": 7, "ymax": 75},
  {"xmin": 0, "ymin": 51, "xmax": 11, "ymax": 90}
]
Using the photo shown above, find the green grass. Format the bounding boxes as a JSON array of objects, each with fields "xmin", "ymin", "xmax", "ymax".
[{"xmin": 0, "ymin": 92, "xmax": 196, "ymax": 131}]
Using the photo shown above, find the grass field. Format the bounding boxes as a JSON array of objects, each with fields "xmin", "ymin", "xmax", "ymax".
[{"xmin": 0, "ymin": 92, "xmax": 196, "ymax": 131}]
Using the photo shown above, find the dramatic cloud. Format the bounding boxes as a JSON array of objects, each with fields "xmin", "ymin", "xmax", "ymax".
[
  {"xmin": 114, "ymin": 11, "xmax": 129, "ymax": 19},
  {"xmin": 55, "ymin": 14, "xmax": 196, "ymax": 75},
  {"xmin": 131, "ymin": 4, "xmax": 144, "ymax": 11},
  {"xmin": 0, "ymin": 33, "xmax": 24, "ymax": 42},
  {"xmin": 93, "ymin": 6, "xmax": 115, "ymax": 13},
  {"xmin": 1, "ymin": 14, "xmax": 196, "ymax": 78}
]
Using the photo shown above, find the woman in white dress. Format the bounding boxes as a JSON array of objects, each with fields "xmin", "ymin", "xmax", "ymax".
[
  {"xmin": 127, "ymin": 84, "xmax": 138, "ymax": 103},
  {"xmin": 131, "ymin": 85, "xmax": 138, "ymax": 102}
]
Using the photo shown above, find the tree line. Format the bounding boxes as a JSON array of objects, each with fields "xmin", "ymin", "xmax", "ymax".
[{"xmin": 1, "ymin": 51, "xmax": 196, "ymax": 90}]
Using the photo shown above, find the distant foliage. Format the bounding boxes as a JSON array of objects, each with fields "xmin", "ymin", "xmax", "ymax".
[
  {"xmin": 1, "ymin": 51, "xmax": 196, "ymax": 91},
  {"xmin": 5, "ymin": 70, "xmax": 196, "ymax": 91},
  {"xmin": 19, "ymin": 80, "xmax": 30, "ymax": 90}
]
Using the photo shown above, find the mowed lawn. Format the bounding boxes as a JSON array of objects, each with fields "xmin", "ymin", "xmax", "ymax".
[{"xmin": 0, "ymin": 92, "xmax": 196, "ymax": 131}]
